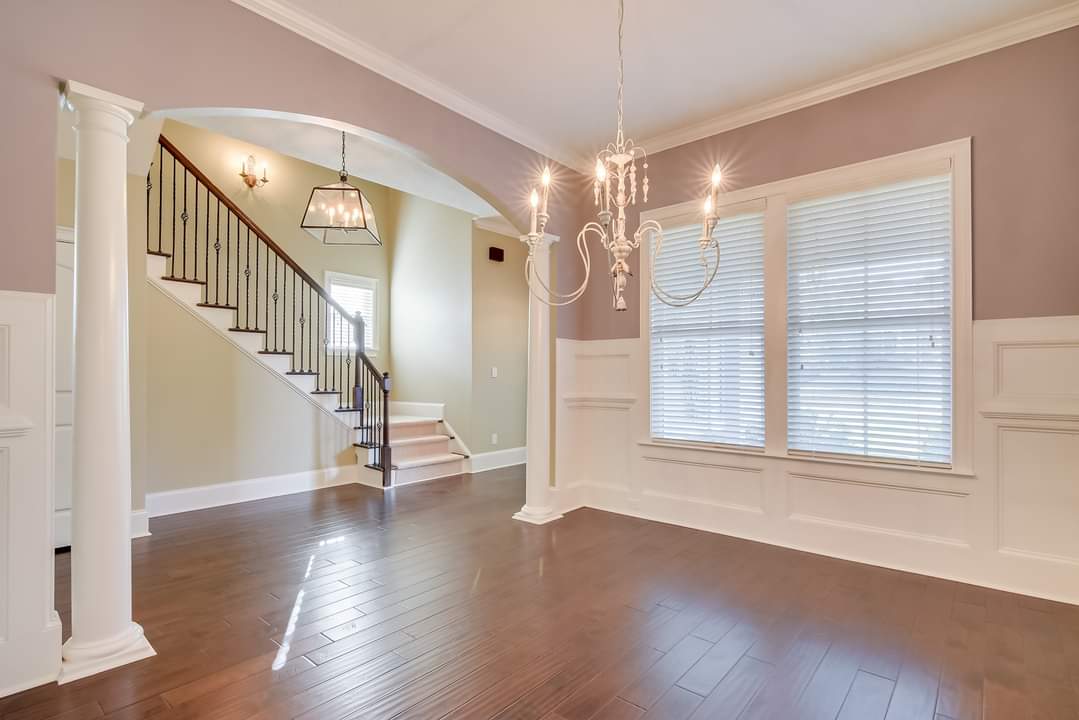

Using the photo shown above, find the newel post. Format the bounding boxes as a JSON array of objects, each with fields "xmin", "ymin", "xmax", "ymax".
[{"xmin": 381, "ymin": 371, "xmax": 392, "ymax": 487}]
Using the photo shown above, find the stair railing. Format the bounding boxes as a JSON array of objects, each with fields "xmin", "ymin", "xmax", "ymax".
[{"xmin": 147, "ymin": 135, "xmax": 391, "ymax": 486}]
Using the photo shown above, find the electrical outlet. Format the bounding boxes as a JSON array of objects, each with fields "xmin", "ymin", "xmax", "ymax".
[
  {"xmin": 491, "ymin": 366, "xmax": 498, "ymax": 378},
  {"xmin": 491, "ymin": 433, "xmax": 498, "ymax": 445}
]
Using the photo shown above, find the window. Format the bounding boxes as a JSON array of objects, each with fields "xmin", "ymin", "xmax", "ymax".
[
  {"xmin": 645, "ymin": 139, "xmax": 970, "ymax": 471},
  {"xmin": 787, "ymin": 176, "xmax": 953, "ymax": 465},
  {"xmin": 650, "ymin": 209, "xmax": 766, "ymax": 447},
  {"xmin": 325, "ymin": 271, "xmax": 377, "ymax": 352}
]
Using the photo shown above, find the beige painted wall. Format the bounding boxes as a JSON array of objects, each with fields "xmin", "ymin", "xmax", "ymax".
[
  {"xmin": 386, "ymin": 191, "xmax": 475, "ymax": 443},
  {"xmin": 471, "ymin": 229, "xmax": 528, "ymax": 452},
  {"xmin": 145, "ymin": 287, "xmax": 354, "ymax": 489}
]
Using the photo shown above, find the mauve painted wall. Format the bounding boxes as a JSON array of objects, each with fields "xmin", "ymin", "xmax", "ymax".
[
  {"xmin": 568, "ymin": 27, "xmax": 1079, "ymax": 340},
  {"xmin": 0, "ymin": 0, "xmax": 585, "ymax": 337}
]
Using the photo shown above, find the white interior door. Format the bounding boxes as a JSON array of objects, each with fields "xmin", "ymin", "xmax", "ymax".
[{"xmin": 55, "ymin": 228, "xmax": 75, "ymax": 547}]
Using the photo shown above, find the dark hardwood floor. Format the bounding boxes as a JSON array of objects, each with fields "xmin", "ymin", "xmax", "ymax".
[{"xmin": 4, "ymin": 466, "xmax": 1078, "ymax": 719}]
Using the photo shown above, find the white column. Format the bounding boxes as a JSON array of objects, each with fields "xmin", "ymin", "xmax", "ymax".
[
  {"xmin": 514, "ymin": 234, "xmax": 563, "ymax": 525},
  {"xmin": 58, "ymin": 82, "xmax": 155, "ymax": 684}
]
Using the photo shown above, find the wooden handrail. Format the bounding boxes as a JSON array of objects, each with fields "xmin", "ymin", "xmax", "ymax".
[{"xmin": 157, "ymin": 134, "xmax": 362, "ymax": 333}]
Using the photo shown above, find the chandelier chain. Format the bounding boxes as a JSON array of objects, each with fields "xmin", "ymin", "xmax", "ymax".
[
  {"xmin": 616, "ymin": 0, "xmax": 625, "ymax": 148},
  {"xmin": 340, "ymin": 131, "xmax": 347, "ymax": 177}
]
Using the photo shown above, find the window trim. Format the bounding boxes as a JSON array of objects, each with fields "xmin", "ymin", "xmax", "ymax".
[
  {"xmin": 324, "ymin": 270, "xmax": 379, "ymax": 355},
  {"xmin": 639, "ymin": 138, "xmax": 972, "ymax": 475}
]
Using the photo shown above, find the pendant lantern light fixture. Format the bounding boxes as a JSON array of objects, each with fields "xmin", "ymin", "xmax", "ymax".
[{"xmin": 301, "ymin": 131, "xmax": 381, "ymax": 246}]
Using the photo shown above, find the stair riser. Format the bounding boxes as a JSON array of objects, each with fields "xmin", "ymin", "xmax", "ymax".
[
  {"xmin": 229, "ymin": 330, "xmax": 266, "ymax": 354},
  {"xmin": 392, "ymin": 459, "xmax": 465, "ymax": 486},
  {"xmin": 389, "ymin": 422, "xmax": 442, "ymax": 442},
  {"xmin": 392, "ymin": 438, "xmax": 452, "ymax": 462},
  {"xmin": 155, "ymin": 276, "xmax": 203, "ymax": 306},
  {"xmin": 259, "ymin": 355, "xmax": 292, "ymax": 374}
]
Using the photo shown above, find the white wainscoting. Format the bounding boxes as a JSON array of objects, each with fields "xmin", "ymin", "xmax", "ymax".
[
  {"xmin": 0, "ymin": 291, "xmax": 63, "ymax": 697},
  {"xmin": 555, "ymin": 317, "xmax": 1079, "ymax": 604}
]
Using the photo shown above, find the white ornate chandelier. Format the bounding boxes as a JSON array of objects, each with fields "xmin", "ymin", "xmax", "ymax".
[{"xmin": 522, "ymin": 0, "xmax": 724, "ymax": 311}]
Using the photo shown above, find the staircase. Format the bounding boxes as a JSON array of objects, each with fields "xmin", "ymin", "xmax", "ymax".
[
  {"xmin": 382, "ymin": 415, "xmax": 467, "ymax": 485},
  {"xmin": 146, "ymin": 135, "xmax": 392, "ymax": 488}
]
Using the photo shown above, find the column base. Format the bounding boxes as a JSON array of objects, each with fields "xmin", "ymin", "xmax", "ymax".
[
  {"xmin": 513, "ymin": 504, "xmax": 564, "ymax": 525},
  {"xmin": 58, "ymin": 622, "xmax": 156, "ymax": 684}
]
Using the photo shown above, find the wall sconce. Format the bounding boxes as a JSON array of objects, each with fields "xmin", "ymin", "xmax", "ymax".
[{"xmin": 239, "ymin": 154, "xmax": 269, "ymax": 188}]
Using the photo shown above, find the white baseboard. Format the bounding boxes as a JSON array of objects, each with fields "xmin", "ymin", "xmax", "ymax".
[
  {"xmin": 468, "ymin": 446, "xmax": 526, "ymax": 473},
  {"xmin": 145, "ymin": 465, "xmax": 363, "ymax": 517},
  {"xmin": 130, "ymin": 510, "xmax": 151, "ymax": 539},
  {"xmin": 54, "ymin": 509, "xmax": 154, "ymax": 547}
]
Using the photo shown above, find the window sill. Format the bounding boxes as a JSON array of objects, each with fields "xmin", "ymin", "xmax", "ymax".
[{"xmin": 638, "ymin": 439, "xmax": 974, "ymax": 479}]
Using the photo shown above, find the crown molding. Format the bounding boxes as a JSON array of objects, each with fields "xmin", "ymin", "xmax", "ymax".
[
  {"xmin": 232, "ymin": 0, "xmax": 1079, "ymax": 171},
  {"xmin": 230, "ymin": 0, "xmax": 584, "ymax": 172},
  {"xmin": 640, "ymin": 1, "xmax": 1079, "ymax": 154},
  {"xmin": 472, "ymin": 215, "xmax": 521, "ymax": 238}
]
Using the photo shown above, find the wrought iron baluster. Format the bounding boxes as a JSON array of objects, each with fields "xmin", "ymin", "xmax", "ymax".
[
  {"xmin": 171, "ymin": 154, "xmax": 177, "ymax": 275},
  {"xmin": 193, "ymin": 176, "xmax": 198, "ymax": 283},
  {"xmin": 204, "ymin": 186, "xmax": 210, "ymax": 290},
  {"xmin": 214, "ymin": 198, "xmax": 221, "ymax": 305},
  {"xmin": 145, "ymin": 168, "xmax": 151, "ymax": 254},
  {"xmin": 182, "ymin": 167, "xmax": 189, "ymax": 279},
  {"xmin": 272, "ymin": 255, "xmax": 279, "ymax": 351},
  {"xmin": 244, "ymin": 227, "xmax": 251, "ymax": 329},
  {"xmin": 254, "ymin": 231, "xmax": 259, "ymax": 335},
  {"xmin": 294, "ymin": 271, "xmax": 299, "ymax": 369},
  {"xmin": 157, "ymin": 144, "xmax": 163, "ymax": 254}
]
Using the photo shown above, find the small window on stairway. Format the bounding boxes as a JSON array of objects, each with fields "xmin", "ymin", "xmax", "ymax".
[{"xmin": 325, "ymin": 271, "xmax": 378, "ymax": 353}]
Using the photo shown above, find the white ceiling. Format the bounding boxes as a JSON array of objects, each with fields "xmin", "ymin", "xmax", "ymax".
[
  {"xmin": 165, "ymin": 111, "xmax": 498, "ymax": 218},
  {"xmin": 235, "ymin": 0, "xmax": 1077, "ymax": 168}
]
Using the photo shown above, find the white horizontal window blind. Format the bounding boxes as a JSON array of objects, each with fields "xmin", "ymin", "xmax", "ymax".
[
  {"xmin": 327, "ymin": 275, "xmax": 376, "ymax": 351},
  {"xmin": 787, "ymin": 175, "xmax": 953, "ymax": 465},
  {"xmin": 650, "ymin": 212, "xmax": 766, "ymax": 447}
]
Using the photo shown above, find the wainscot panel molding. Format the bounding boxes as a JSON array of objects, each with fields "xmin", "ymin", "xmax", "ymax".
[
  {"xmin": 555, "ymin": 317, "xmax": 1079, "ymax": 604},
  {"xmin": 0, "ymin": 291, "xmax": 63, "ymax": 698}
]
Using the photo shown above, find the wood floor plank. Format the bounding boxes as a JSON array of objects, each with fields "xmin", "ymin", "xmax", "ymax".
[
  {"xmin": 837, "ymin": 671, "xmax": 895, "ymax": 720},
  {"xmin": 4, "ymin": 466, "xmax": 1077, "ymax": 720}
]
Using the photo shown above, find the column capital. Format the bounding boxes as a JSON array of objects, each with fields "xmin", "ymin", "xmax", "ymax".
[{"xmin": 61, "ymin": 80, "xmax": 143, "ymax": 126}]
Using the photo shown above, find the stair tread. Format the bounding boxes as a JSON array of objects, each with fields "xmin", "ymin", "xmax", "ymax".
[
  {"xmin": 258, "ymin": 350, "xmax": 292, "ymax": 356},
  {"xmin": 197, "ymin": 302, "xmax": 238, "ymax": 310},
  {"xmin": 147, "ymin": 250, "xmax": 172, "ymax": 258},
  {"xmin": 392, "ymin": 453, "xmax": 463, "ymax": 470},
  {"xmin": 161, "ymin": 276, "xmax": 206, "ymax": 285},
  {"xmin": 391, "ymin": 434, "xmax": 451, "ymax": 448},
  {"xmin": 310, "ymin": 390, "xmax": 338, "ymax": 395},
  {"xmin": 286, "ymin": 370, "xmax": 317, "ymax": 375},
  {"xmin": 228, "ymin": 327, "xmax": 265, "ymax": 334}
]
